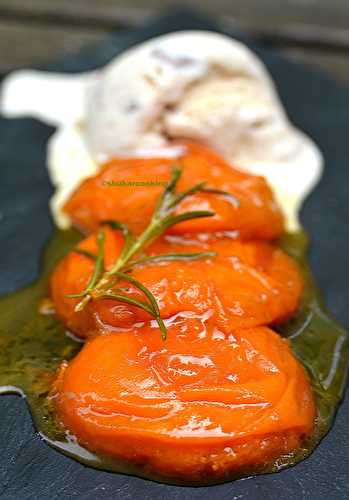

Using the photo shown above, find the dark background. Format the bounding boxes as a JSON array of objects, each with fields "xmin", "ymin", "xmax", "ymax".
[
  {"xmin": 1, "ymin": 5, "xmax": 349, "ymax": 500},
  {"xmin": 1, "ymin": 0, "xmax": 349, "ymax": 81}
]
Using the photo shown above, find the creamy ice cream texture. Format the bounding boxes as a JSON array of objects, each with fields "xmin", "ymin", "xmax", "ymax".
[{"xmin": 0, "ymin": 31, "xmax": 323, "ymax": 231}]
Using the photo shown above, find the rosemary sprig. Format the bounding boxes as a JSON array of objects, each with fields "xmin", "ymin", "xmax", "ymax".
[{"xmin": 68, "ymin": 166, "xmax": 219, "ymax": 338}]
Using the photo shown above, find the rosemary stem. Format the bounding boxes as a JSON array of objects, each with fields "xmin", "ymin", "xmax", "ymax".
[{"xmin": 102, "ymin": 214, "xmax": 163, "ymax": 281}]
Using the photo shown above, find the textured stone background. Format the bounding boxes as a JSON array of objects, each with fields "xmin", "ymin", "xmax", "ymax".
[{"xmin": 0, "ymin": 7, "xmax": 349, "ymax": 500}]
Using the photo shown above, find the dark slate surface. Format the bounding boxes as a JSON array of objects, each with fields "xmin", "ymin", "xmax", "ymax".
[{"xmin": 0, "ymin": 9, "xmax": 349, "ymax": 500}]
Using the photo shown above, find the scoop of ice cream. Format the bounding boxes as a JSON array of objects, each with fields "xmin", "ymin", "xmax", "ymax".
[
  {"xmin": 86, "ymin": 31, "xmax": 295, "ymax": 164},
  {"xmin": 85, "ymin": 32, "xmax": 314, "ymax": 164},
  {"xmin": 0, "ymin": 31, "xmax": 323, "ymax": 231}
]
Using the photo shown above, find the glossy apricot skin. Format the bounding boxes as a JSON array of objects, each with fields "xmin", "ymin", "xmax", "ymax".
[
  {"xmin": 50, "ymin": 140, "xmax": 314, "ymax": 482},
  {"xmin": 50, "ymin": 228, "xmax": 304, "ymax": 340},
  {"xmin": 53, "ymin": 325, "xmax": 315, "ymax": 483},
  {"xmin": 63, "ymin": 143, "xmax": 284, "ymax": 240}
]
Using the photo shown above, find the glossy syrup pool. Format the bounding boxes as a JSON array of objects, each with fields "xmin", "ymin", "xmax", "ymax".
[{"xmin": 0, "ymin": 229, "xmax": 348, "ymax": 485}]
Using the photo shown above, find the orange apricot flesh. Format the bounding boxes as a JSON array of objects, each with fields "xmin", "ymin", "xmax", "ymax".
[
  {"xmin": 63, "ymin": 142, "xmax": 284, "ymax": 240},
  {"xmin": 52, "ymin": 324, "xmax": 315, "ymax": 483},
  {"xmin": 51, "ymin": 141, "xmax": 314, "ymax": 482},
  {"xmin": 50, "ymin": 227, "xmax": 303, "ymax": 340}
]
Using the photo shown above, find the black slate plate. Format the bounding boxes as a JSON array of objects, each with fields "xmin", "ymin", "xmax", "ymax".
[{"xmin": 1, "ymin": 9, "xmax": 349, "ymax": 500}]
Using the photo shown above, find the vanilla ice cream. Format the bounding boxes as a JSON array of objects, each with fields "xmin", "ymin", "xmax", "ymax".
[{"xmin": 0, "ymin": 31, "xmax": 323, "ymax": 231}]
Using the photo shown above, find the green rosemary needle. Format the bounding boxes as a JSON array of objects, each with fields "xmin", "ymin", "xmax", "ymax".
[{"xmin": 72, "ymin": 248, "xmax": 97, "ymax": 260}]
